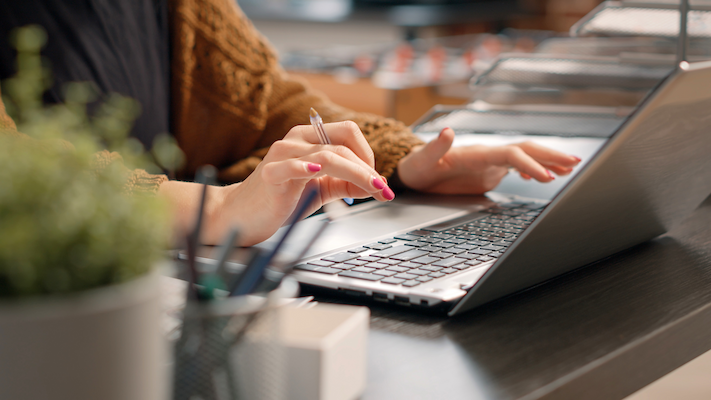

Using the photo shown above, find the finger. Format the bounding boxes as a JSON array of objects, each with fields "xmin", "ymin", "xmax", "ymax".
[
  {"xmin": 304, "ymin": 150, "xmax": 394, "ymax": 199},
  {"xmin": 267, "ymin": 139, "xmax": 379, "ymax": 181},
  {"xmin": 546, "ymin": 165, "xmax": 574, "ymax": 176},
  {"xmin": 490, "ymin": 146, "xmax": 553, "ymax": 182},
  {"xmin": 260, "ymin": 160, "xmax": 323, "ymax": 185},
  {"xmin": 320, "ymin": 178, "xmax": 390, "ymax": 203},
  {"xmin": 516, "ymin": 141, "xmax": 581, "ymax": 167},
  {"xmin": 416, "ymin": 127, "xmax": 455, "ymax": 166},
  {"xmin": 520, "ymin": 172, "xmax": 532, "ymax": 180},
  {"xmin": 286, "ymin": 121, "xmax": 375, "ymax": 168}
]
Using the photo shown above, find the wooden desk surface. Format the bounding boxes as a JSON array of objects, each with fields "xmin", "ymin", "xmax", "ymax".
[{"xmin": 312, "ymin": 194, "xmax": 711, "ymax": 400}]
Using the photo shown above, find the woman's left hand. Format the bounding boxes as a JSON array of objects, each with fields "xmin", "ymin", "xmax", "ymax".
[{"xmin": 397, "ymin": 127, "xmax": 582, "ymax": 194}]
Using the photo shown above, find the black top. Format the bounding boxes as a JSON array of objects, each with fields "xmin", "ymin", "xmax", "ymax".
[{"xmin": 0, "ymin": 0, "xmax": 170, "ymax": 148}]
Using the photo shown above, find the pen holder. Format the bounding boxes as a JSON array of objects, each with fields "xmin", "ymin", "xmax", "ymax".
[{"xmin": 172, "ymin": 278, "xmax": 297, "ymax": 400}]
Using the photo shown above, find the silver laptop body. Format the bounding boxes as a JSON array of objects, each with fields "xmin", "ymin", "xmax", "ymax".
[{"xmin": 256, "ymin": 61, "xmax": 711, "ymax": 316}]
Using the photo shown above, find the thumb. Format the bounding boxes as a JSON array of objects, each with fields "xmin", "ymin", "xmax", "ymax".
[{"xmin": 417, "ymin": 127, "xmax": 454, "ymax": 166}]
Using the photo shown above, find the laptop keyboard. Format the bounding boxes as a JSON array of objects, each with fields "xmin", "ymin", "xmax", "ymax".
[{"xmin": 294, "ymin": 201, "xmax": 546, "ymax": 288}]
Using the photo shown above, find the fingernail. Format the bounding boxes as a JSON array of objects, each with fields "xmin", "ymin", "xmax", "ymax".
[
  {"xmin": 382, "ymin": 186, "xmax": 395, "ymax": 201},
  {"xmin": 372, "ymin": 176, "xmax": 386, "ymax": 190},
  {"xmin": 571, "ymin": 156, "xmax": 581, "ymax": 162},
  {"xmin": 307, "ymin": 163, "xmax": 321, "ymax": 172},
  {"xmin": 547, "ymin": 170, "xmax": 555, "ymax": 180},
  {"xmin": 439, "ymin": 127, "xmax": 450, "ymax": 136}
]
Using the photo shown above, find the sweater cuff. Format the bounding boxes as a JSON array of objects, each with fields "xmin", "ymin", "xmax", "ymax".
[{"xmin": 125, "ymin": 169, "xmax": 169, "ymax": 195}]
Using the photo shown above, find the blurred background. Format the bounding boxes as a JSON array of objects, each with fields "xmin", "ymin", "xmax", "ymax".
[{"xmin": 236, "ymin": 0, "xmax": 605, "ymax": 124}]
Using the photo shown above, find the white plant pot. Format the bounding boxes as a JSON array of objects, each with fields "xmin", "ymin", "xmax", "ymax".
[{"xmin": 0, "ymin": 272, "xmax": 167, "ymax": 400}]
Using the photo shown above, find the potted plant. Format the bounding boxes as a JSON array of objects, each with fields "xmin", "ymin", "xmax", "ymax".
[{"xmin": 0, "ymin": 26, "xmax": 180, "ymax": 400}]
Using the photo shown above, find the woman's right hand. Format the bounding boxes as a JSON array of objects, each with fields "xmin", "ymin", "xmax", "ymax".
[{"xmin": 160, "ymin": 121, "xmax": 394, "ymax": 246}]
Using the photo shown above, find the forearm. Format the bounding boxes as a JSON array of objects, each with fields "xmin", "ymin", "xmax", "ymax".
[{"xmin": 157, "ymin": 180, "xmax": 229, "ymax": 245}]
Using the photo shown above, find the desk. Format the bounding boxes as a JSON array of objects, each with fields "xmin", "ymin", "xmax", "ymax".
[{"xmin": 308, "ymin": 193, "xmax": 711, "ymax": 400}]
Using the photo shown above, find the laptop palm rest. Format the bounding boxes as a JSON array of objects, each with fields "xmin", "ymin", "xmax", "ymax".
[{"xmin": 257, "ymin": 202, "xmax": 473, "ymax": 260}]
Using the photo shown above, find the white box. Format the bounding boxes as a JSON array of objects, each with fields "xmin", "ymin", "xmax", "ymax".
[{"xmin": 280, "ymin": 304, "xmax": 370, "ymax": 400}]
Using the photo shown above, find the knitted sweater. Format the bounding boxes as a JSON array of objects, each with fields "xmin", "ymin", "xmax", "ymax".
[{"xmin": 1, "ymin": 0, "xmax": 424, "ymax": 193}]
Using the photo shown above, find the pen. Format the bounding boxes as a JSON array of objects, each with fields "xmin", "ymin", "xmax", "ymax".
[
  {"xmin": 309, "ymin": 107, "xmax": 354, "ymax": 206},
  {"xmin": 229, "ymin": 187, "xmax": 319, "ymax": 296},
  {"xmin": 186, "ymin": 165, "xmax": 217, "ymax": 301}
]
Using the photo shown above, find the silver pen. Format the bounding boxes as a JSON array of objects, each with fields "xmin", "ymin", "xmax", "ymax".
[{"xmin": 309, "ymin": 108, "xmax": 354, "ymax": 205}]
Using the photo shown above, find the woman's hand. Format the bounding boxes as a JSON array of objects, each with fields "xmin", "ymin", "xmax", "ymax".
[
  {"xmin": 397, "ymin": 127, "xmax": 581, "ymax": 194},
  {"xmin": 161, "ymin": 121, "xmax": 394, "ymax": 246}
]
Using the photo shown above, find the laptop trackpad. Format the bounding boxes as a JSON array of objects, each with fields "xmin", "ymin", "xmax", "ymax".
[{"xmin": 259, "ymin": 202, "xmax": 470, "ymax": 260}]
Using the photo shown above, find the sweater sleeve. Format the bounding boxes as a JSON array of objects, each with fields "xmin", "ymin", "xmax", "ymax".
[
  {"xmin": 169, "ymin": 0, "xmax": 424, "ymax": 184},
  {"xmin": 0, "ymin": 88, "xmax": 167, "ymax": 195}
]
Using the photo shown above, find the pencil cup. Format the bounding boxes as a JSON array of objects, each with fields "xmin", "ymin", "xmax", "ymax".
[{"xmin": 171, "ymin": 278, "xmax": 297, "ymax": 400}]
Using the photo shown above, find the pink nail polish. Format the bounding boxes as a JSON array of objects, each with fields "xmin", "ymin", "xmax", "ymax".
[
  {"xmin": 547, "ymin": 170, "xmax": 555, "ymax": 180},
  {"xmin": 372, "ymin": 176, "xmax": 386, "ymax": 190},
  {"xmin": 307, "ymin": 163, "xmax": 321, "ymax": 172},
  {"xmin": 382, "ymin": 187, "xmax": 395, "ymax": 201}
]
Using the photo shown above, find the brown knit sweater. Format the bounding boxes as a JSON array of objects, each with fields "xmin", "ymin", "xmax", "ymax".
[{"xmin": 1, "ymin": 0, "xmax": 424, "ymax": 193}]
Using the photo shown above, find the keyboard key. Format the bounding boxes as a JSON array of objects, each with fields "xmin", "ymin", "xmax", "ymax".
[
  {"xmin": 442, "ymin": 247, "xmax": 466, "ymax": 254},
  {"xmin": 294, "ymin": 264, "xmax": 340, "ymax": 274},
  {"xmin": 344, "ymin": 259, "xmax": 368, "ymax": 266},
  {"xmin": 404, "ymin": 241, "xmax": 427, "ymax": 247},
  {"xmin": 469, "ymin": 249, "xmax": 492, "ymax": 255},
  {"xmin": 416, "ymin": 276, "xmax": 434, "ymax": 282},
  {"xmin": 421, "ymin": 265, "xmax": 443, "ymax": 272},
  {"xmin": 322, "ymin": 252, "xmax": 358, "ymax": 263},
  {"xmin": 454, "ymin": 253, "xmax": 478, "ymax": 260},
  {"xmin": 370, "ymin": 245, "xmax": 413, "ymax": 258},
  {"xmin": 419, "ymin": 245, "xmax": 442, "ymax": 252},
  {"xmin": 444, "ymin": 238, "xmax": 467, "ymax": 245},
  {"xmin": 352, "ymin": 267, "xmax": 376, "ymax": 273},
  {"xmin": 397, "ymin": 261, "xmax": 421, "ymax": 269},
  {"xmin": 441, "ymin": 268, "xmax": 459, "ymax": 274},
  {"xmin": 429, "ymin": 251, "xmax": 453, "ymax": 258},
  {"xmin": 408, "ymin": 230, "xmax": 435, "ymax": 236},
  {"xmin": 374, "ymin": 269, "xmax": 398, "ymax": 277},
  {"xmin": 402, "ymin": 280, "xmax": 421, "ymax": 287},
  {"xmin": 432, "ymin": 258, "xmax": 465, "ymax": 268},
  {"xmin": 347, "ymin": 247, "xmax": 369, "ymax": 253},
  {"xmin": 393, "ymin": 234, "xmax": 420, "ymax": 241},
  {"xmin": 488, "ymin": 252, "xmax": 503, "ymax": 258},
  {"xmin": 407, "ymin": 269, "xmax": 431, "ymax": 276},
  {"xmin": 394, "ymin": 273, "xmax": 418, "ymax": 280},
  {"xmin": 391, "ymin": 249, "xmax": 431, "ymax": 261},
  {"xmin": 477, "ymin": 256, "xmax": 495, "ymax": 262},
  {"xmin": 385, "ymin": 266, "xmax": 410, "ymax": 273},
  {"xmin": 365, "ymin": 243, "xmax": 392, "ymax": 251},
  {"xmin": 454, "ymin": 244, "xmax": 477, "ymax": 251},
  {"xmin": 452, "ymin": 264, "xmax": 472, "ymax": 270},
  {"xmin": 379, "ymin": 238, "xmax": 397, "ymax": 244},
  {"xmin": 467, "ymin": 240, "xmax": 489, "ymax": 246},
  {"xmin": 328, "ymin": 264, "xmax": 349, "ymax": 270},
  {"xmin": 358, "ymin": 256, "xmax": 380, "ymax": 262},
  {"xmin": 364, "ymin": 262, "xmax": 388, "ymax": 269},
  {"xmin": 307, "ymin": 260, "xmax": 335, "ymax": 267},
  {"xmin": 432, "ymin": 242, "xmax": 455, "ymax": 248},
  {"xmin": 410, "ymin": 256, "xmax": 440, "ymax": 264},
  {"xmin": 465, "ymin": 260, "xmax": 483, "ymax": 266},
  {"xmin": 428, "ymin": 272, "xmax": 446, "ymax": 278},
  {"xmin": 381, "ymin": 277, "xmax": 406, "ymax": 285},
  {"xmin": 338, "ymin": 271, "xmax": 383, "ymax": 281}
]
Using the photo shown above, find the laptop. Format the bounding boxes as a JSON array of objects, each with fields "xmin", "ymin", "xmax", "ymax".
[{"xmin": 229, "ymin": 61, "xmax": 711, "ymax": 316}]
